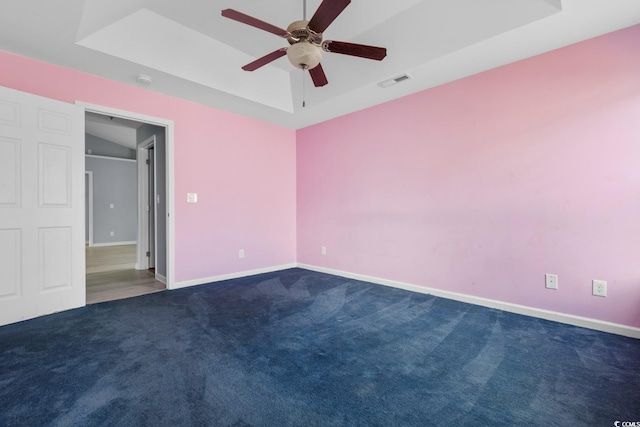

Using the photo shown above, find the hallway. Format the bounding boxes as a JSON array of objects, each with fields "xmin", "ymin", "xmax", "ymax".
[{"xmin": 86, "ymin": 244, "xmax": 165, "ymax": 304}]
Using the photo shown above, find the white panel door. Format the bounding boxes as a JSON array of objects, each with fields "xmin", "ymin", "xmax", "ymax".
[{"xmin": 0, "ymin": 86, "xmax": 85, "ymax": 326}]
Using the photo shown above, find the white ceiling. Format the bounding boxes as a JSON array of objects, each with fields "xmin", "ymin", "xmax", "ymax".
[{"xmin": 1, "ymin": 0, "xmax": 639, "ymax": 129}]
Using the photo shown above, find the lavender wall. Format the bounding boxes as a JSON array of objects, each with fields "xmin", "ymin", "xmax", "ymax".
[
  {"xmin": 297, "ymin": 25, "xmax": 640, "ymax": 328},
  {"xmin": 0, "ymin": 50, "xmax": 297, "ymax": 284}
]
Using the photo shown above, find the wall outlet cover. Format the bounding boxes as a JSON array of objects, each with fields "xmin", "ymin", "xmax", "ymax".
[
  {"xmin": 592, "ymin": 280, "xmax": 607, "ymax": 297},
  {"xmin": 545, "ymin": 274, "xmax": 558, "ymax": 290}
]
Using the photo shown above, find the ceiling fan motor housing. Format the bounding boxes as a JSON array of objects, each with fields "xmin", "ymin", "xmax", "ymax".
[{"xmin": 286, "ymin": 20, "xmax": 322, "ymax": 44}]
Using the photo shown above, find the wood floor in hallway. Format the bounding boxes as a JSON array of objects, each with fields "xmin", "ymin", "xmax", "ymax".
[{"xmin": 86, "ymin": 244, "xmax": 165, "ymax": 304}]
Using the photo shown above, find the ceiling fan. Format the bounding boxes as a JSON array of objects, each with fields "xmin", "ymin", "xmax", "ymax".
[{"xmin": 221, "ymin": 0, "xmax": 387, "ymax": 87}]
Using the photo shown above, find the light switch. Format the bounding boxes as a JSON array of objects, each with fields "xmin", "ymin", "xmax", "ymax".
[
  {"xmin": 110, "ymin": 203, "xmax": 114, "ymax": 209},
  {"xmin": 187, "ymin": 193, "xmax": 198, "ymax": 203}
]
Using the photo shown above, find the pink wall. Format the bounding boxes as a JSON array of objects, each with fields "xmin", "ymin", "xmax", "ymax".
[
  {"xmin": 0, "ymin": 50, "xmax": 297, "ymax": 283},
  {"xmin": 297, "ymin": 25, "xmax": 640, "ymax": 328},
  {"xmin": 2, "ymin": 24, "xmax": 639, "ymax": 328}
]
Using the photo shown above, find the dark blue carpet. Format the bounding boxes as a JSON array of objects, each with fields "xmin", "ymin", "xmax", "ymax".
[{"xmin": 1, "ymin": 268, "xmax": 639, "ymax": 426}]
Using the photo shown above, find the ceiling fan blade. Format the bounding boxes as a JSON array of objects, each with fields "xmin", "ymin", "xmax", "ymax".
[
  {"xmin": 221, "ymin": 9, "xmax": 289, "ymax": 37},
  {"xmin": 308, "ymin": 0, "xmax": 351, "ymax": 34},
  {"xmin": 309, "ymin": 64, "xmax": 328, "ymax": 87},
  {"xmin": 242, "ymin": 48, "xmax": 287, "ymax": 71},
  {"xmin": 322, "ymin": 40, "xmax": 387, "ymax": 60}
]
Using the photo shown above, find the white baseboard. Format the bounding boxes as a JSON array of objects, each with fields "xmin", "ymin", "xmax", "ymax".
[
  {"xmin": 155, "ymin": 273, "xmax": 167, "ymax": 285},
  {"xmin": 171, "ymin": 263, "xmax": 297, "ymax": 290},
  {"xmin": 297, "ymin": 263, "xmax": 640, "ymax": 339},
  {"xmin": 91, "ymin": 241, "xmax": 137, "ymax": 247}
]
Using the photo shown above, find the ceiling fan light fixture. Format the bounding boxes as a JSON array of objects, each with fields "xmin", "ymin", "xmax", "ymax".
[{"xmin": 287, "ymin": 42, "xmax": 322, "ymax": 70}]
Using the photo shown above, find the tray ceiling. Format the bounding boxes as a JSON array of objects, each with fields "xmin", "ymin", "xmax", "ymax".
[{"xmin": 1, "ymin": 0, "xmax": 639, "ymax": 129}]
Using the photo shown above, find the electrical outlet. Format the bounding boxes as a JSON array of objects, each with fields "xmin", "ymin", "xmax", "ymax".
[
  {"xmin": 109, "ymin": 231, "xmax": 114, "ymax": 237},
  {"xmin": 238, "ymin": 249, "xmax": 245, "ymax": 259},
  {"xmin": 592, "ymin": 280, "xmax": 607, "ymax": 297},
  {"xmin": 545, "ymin": 274, "xmax": 558, "ymax": 290},
  {"xmin": 321, "ymin": 246, "xmax": 327, "ymax": 256}
]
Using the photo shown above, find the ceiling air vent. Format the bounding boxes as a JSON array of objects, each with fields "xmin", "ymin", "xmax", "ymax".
[{"xmin": 378, "ymin": 73, "xmax": 412, "ymax": 88}]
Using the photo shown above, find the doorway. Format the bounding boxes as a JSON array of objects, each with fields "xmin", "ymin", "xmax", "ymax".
[{"xmin": 81, "ymin": 103, "xmax": 174, "ymax": 302}]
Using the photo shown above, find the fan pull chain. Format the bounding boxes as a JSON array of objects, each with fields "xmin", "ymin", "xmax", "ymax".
[{"xmin": 302, "ymin": 0, "xmax": 306, "ymax": 106}]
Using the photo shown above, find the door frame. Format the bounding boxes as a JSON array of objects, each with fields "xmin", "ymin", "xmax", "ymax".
[
  {"xmin": 137, "ymin": 135, "xmax": 156, "ymax": 271},
  {"xmin": 85, "ymin": 171, "xmax": 94, "ymax": 247},
  {"xmin": 77, "ymin": 102, "xmax": 175, "ymax": 289}
]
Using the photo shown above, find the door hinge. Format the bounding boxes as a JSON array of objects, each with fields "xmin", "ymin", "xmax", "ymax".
[
  {"xmin": 146, "ymin": 159, "xmax": 150, "ymax": 165},
  {"xmin": 146, "ymin": 251, "xmax": 150, "ymax": 257}
]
